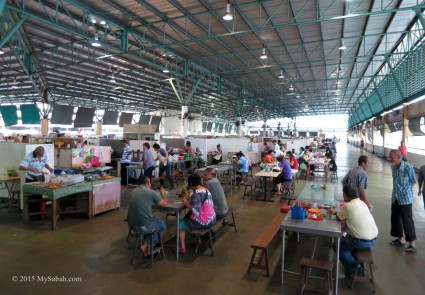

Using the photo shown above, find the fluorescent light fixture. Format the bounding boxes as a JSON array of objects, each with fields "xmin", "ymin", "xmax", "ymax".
[
  {"xmin": 92, "ymin": 33, "xmax": 101, "ymax": 47},
  {"xmin": 90, "ymin": 18, "xmax": 97, "ymax": 24},
  {"xmin": 392, "ymin": 105, "xmax": 404, "ymax": 111},
  {"xmin": 0, "ymin": 48, "xmax": 4, "ymax": 55},
  {"xmin": 223, "ymin": 3, "xmax": 233, "ymax": 21},
  {"xmin": 406, "ymin": 95, "xmax": 425, "ymax": 105},
  {"xmin": 162, "ymin": 67, "xmax": 170, "ymax": 73},
  {"xmin": 11, "ymin": 77, "xmax": 18, "ymax": 89},
  {"xmin": 278, "ymin": 70, "xmax": 284, "ymax": 79},
  {"xmin": 339, "ymin": 38, "xmax": 346, "ymax": 50},
  {"xmin": 260, "ymin": 46, "xmax": 267, "ymax": 59},
  {"xmin": 100, "ymin": 20, "xmax": 106, "ymax": 25},
  {"xmin": 109, "ymin": 74, "xmax": 116, "ymax": 83},
  {"xmin": 289, "ymin": 84, "xmax": 294, "ymax": 91}
]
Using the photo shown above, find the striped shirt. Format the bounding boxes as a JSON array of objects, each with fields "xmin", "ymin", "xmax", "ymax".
[
  {"xmin": 391, "ymin": 161, "xmax": 416, "ymax": 205},
  {"xmin": 20, "ymin": 152, "xmax": 49, "ymax": 180},
  {"xmin": 341, "ymin": 166, "xmax": 367, "ymax": 200},
  {"xmin": 121, "ymin": 145, "xmax": 132, "ymax": 163}
]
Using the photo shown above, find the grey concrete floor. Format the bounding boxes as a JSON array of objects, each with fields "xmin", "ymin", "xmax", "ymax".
[{"xmin": 1, "ymin": 143, "xmax": 424, "ymax": 295}]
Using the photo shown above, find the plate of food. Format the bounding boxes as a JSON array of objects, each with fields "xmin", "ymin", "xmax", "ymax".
[
  {"xmin": 45, "ymin": 183, "xmax": 64, "ymax": 189},
  {"xmin": 308, "ymin": 208, "xmax": 321, "ymax": 214},
  {"xmin": 319, "ymin": 204, "xmax": 331, "ymax": 209},
  {"xmin": 308, "ymin": 214, "xmax": 324, "ymax": 221}
]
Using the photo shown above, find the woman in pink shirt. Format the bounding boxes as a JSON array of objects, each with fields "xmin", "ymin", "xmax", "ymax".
[{"xmin": 398, "ymin": 141, "xmax": 407, "ymax": 162}]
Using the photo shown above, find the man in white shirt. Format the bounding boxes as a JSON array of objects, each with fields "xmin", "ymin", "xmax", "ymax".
[{"xmin": 333, "ymin": 184, "xmax": 378, "ymax": 276}]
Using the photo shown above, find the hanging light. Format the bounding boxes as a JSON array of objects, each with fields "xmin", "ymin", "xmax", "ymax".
[
  {"xmin": 278, "ymin": 70, "xmax": 284, "ymax": 79},
  {"xmin": 260, "ymin": 46, "xmax": 267, "ymax": 59},
  {"xmin": 11, "ymin": 77, "xmax": 18, "ymax": 89},
  {"xmin": 339, "ymin": 38, "xmax": 346, "ymax": 50},
  {"xmin": 100, "ymin": 20, "xmax": 106, "ymax": 25},
  {"xmin": 223, "ymin": 1, "xmax": 233, "ymax": 21},
  {"xmin": 92, "ymin": 33, "xmax": 101, "ymax": 47},
  {"xmin": 162, "ymin": 64, "xmax": 170, "ymax": 73},
  {"xmin": 0, "ymin": 48, "xmax": 4, "ymax": 55},
  {"xmin": 109, "ymin": 73, "xmax": 117, "ymax": 83},
  {"xmin": 289, "ymin": 84, "xmax": 294, "ymax": 91}
]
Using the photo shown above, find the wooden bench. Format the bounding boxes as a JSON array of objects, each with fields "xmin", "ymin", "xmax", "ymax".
[
  {"xmin": 248, "ymin": 212, "xmax": 286, "ymax": 277},
  {"xmin": 243, "ymin": 177, "xmax": 261, "ymax": 200},
  {"xmin": 191, "ymin": 227, "xmax": 214, "ymax": 256},
  {"xmin": 190, "ymin": 211, "xmax": 238, "ymax": 256}
]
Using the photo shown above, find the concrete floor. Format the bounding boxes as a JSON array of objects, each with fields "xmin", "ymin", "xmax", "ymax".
[{"xmin": 1, "ymin": 143, "xmax": 424, "ymax": 295}]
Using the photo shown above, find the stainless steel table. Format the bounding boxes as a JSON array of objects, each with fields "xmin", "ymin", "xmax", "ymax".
[
  {"xmin": 297, "ymin": 181, "xmax": 337, "ymax": 202},
  {"xmin": 280, "ymin": 209, "xmax": 342, "ymax": 293},
  {"xmin": 153, "ymin": 190, "xmax": 186, "ymax": 261},
  {"xmin": 254, "ymin": 170, "xmax": 281, "ymax": 202}
]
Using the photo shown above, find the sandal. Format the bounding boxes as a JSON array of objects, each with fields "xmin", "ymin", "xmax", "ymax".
[
  {"xmin": 406, "ymin": 245, "xmax": 417, "ymax": 253},
  {"xmin": 389, "ymin": 239, "xmax": 405, "ymax": 246}
]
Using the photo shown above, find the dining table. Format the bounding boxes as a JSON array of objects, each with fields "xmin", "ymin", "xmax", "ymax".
[
  {"xmin": 280, "ymin": 205, "xmax": 342, "ymax": 293},
  {"xmin": 297, "ymin": 181, "xmax": 337, "ymax": 202},
  {"xmin": 254, "ymin": 169, "xmax": 281, "ymax": 202},
  {"xmin": 152, "ymin": 188, "xmax": 186, "ymax": 261}
]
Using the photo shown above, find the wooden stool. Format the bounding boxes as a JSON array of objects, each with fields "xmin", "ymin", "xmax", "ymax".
[
  {"xmin": 299, "ymin": 257, "xmax": 333, "ymax": 295},
  {"xmin": 131, "ymin": 229, "xmax": 165, "ymax": 267},
  {"xmin": 350, "ymin": 248, "xmax": 375, "ymax": 293}
]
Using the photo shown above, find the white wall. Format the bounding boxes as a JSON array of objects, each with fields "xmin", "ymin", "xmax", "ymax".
[{"xmin": 162, "ymin": 116, "xmax": 202, "ymax": 136}]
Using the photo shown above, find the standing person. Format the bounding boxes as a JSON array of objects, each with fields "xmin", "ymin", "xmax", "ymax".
[
  {"xmin": 19, "ymin": 146, "xmax": 54, "ymax": 216},
  {"xmin": 127, "ymin": 176, "xmax": 167, "ymax": 257},
  {"xmin": 398, "ymin": 141, "xmax": 407, "ymax": 162},
  {"xmin": 184, "ymin": 141, "xmax": 193, "ymax": 156},
  {"xmin": 360, "ymin": 139, "xmax": 364, "ymax": 149},
  {"xmin": 341, "ymin": 155, "xmax": 372, "ymax": 211},
  {"xmin": 212, "ymin": 144, "xmax": 223, "ymax": 164},
  {"xmin": 417, "ymin": 164, "xmax": 425, "ymax": 209},
  {"xmin": 19, "ymin": 146, "xmax": 54, "ymax": 182},
  {"xmin": 203, "ymin": 168, "xmax": 228, "ymax": 219},
  {"xmin": 388, "ymin": 149, "xmax": 417, "ymax": 253},
  {"xmin": 333, "ymin": 184, "xmax": 378, "ymax": 276},
  {"xmin": 142, "ymin": 142, "xmax": 156, "ymax": 178},
  {"xmin": 120, "ymin": 139, "xmax": 133, "ymax": 185},
  {"xmin": 152, "ymin": 143, "xmax": 174, "ymax": 189},
  {"xmin": 194, "ymin": 147, "xmax": 205, "ymax": 168}
]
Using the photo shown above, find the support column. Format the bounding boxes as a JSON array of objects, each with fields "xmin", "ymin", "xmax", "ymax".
[
  {"xmin": 41, "ymin": 118, "xmax": 49, "ymax": 136},
  {"xmin": 237, "ymin": 117, "xmax": 242, "ymax": 137},
  {"xmin": 402, "ymin": 104, "xmax": 408, "ymax": 144},
  {"xmin": 181, "ymin": 105, "xmax": 189, "ymax": 138},
  {"xmin": 262, "ymin": 120, "xmax": 267, "ymax": 137},
  {"xmin": 96, "ymin": 121, "xmax": 103, "ymax": 135}
]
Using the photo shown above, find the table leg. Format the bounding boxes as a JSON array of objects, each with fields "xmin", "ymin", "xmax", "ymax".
[
  {"xmin": 281, "ymin": 229, "xmax": 286, "ymax": 284},
  {"xmin": 23, "ymin": 195, "xmax": 29, "ymax": 223},
  {"xmin": 176, "ymin": 210, "xmax": 180, "ymax": 261},
  {"xmin": 52, "ymin": 199, "xmax": 57, "ymax": 230},
  {"xmin": 263, "ymin": 177, "xmax": 267, "ymax": 201},
  {"xmin": 335, "ymin": 237, "xmax": 340, "ymax": 294},
  {"xmin": 88, "ymin": 191, "xmax": 93, "ymax": 219}
]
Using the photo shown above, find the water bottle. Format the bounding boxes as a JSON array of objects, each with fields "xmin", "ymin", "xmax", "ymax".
[{"xmin": 313, "ymin": 201, "xmax": 318, "ymax": 209}]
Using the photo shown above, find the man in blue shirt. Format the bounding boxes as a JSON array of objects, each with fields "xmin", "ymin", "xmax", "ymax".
[
  {"xmin": 120, "ymin": 139, "xmax": 133, "ymax": 185},
  {"xmin": 142, "ymin": 142, "xmax": 156, "ymax": 178},
  {"xmin": 389, "ymin": 149, "xmax": 417, "ymax": 253}
]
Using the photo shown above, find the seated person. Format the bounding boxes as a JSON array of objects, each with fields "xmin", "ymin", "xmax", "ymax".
[
  {"xmin": 127, "ymin": 176, "xmax": 168, "ymax": 257},
  {"xmin": 233, "ymin": 151, "xmax": 249, "ymax": 184},
  {"xmin": 324, "ymin": 152, "xmax": 337, "ymax": 175},
  {"xmin": 275, "ymin": 155, "xmax": 292, "ymax": 195},
  {"xmin": 212, "ymin": 144, "xmax": 223, "ymax": 164},
  {"xmin": 263, "ymin": 150, "xmax": 274, "ymax": 164},
  {"xmin": 177, "ymin": 174, "xmax": 216, "ymax": 254},
  {"xmin": 286, "ymin": 151, "xmax": 299, "ymax": 174},
  {"xmin": 332, "ymin": 184, "xmax": 378, "ymax": 276},
  {"xmin": 204, "ymin": 168, "xmax": 228, "ymax": 219}
]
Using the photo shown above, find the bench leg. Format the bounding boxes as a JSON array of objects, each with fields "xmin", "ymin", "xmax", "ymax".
[
  {"xmin": 208, "ymin": 230, "xmax": 214, "ymax": 256},
  {"xmin": 230, "ymin": 212, "xmax": 237, "ymax": 233},
  {"xmin": 248, "ymin": 248, "xmax": 258, "ymax": 273}
]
